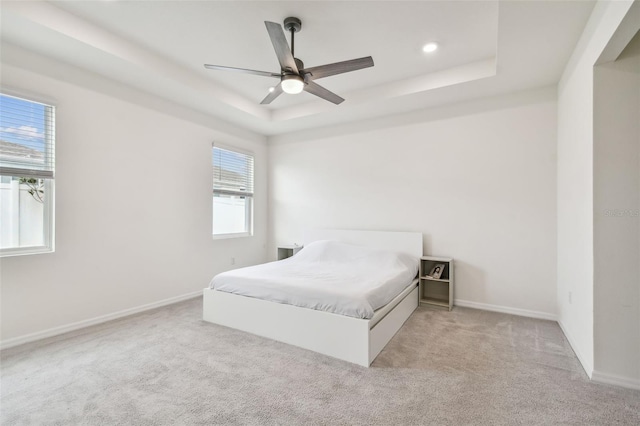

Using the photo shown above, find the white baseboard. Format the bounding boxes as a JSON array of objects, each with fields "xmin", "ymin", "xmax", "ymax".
[
  {"xmin": 592, "ymin": 370, "xmax": 640, "ymax": 391},
  {"xmin": 454, "ymin": 299, "xmax": 557, "ymax": 321},
  {"xmin": 557, "ymin": 320, "xmax": 593, "ymax": 379},
  {"xmin": 0, "ymin": 290, "xmax": 202, "ymax": 351}
]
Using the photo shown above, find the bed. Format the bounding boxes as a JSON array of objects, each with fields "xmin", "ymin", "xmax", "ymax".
[{"xmin": 202, "ymin": 229, "xmax": 422, "ymax": 367}]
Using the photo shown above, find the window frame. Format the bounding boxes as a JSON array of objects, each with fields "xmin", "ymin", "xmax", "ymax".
[
  {"xmin": 212, "ymin": 143, "xmax": 254, "ymax": 240},
  {"xmin": 0, "ymin": 92, "xmax": 56, "ymax": 257}
]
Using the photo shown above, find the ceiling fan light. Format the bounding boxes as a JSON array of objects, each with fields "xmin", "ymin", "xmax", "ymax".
[{"xmin": 281, "ymin": 75, "xmax": 304, "ymax": 94}]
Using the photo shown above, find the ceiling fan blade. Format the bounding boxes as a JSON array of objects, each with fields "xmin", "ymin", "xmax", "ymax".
[
  {"xmin": 264, "ymin": 21, "xmax": 298, "ymax": 73},
  {"xmin": 303, "ymin": 81, "xmax": 344, "ymax": 105},
  {"xmin": 260, "ymin": 84, "xmax": 284, "ymax": 105},
  {"xmin": 204, "ymin": 64, "xmax": 281, "ymax": 78},
  {"xmin": 302, "ymin": 56, "xmax": 374, "ymax": 80}
]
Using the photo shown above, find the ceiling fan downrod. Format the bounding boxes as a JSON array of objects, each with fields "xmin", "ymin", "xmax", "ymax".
[{"xmin": 284, "ymin": 17, "xmax": 301, "ymax": 58}]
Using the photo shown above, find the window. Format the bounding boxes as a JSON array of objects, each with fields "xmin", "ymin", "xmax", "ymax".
[
  {"xmin": 0, "ymin": 93, "xmax": 55, "ymax": 256},
  {"xmin": 212, "ymin": 145, "xmax": 254, "ymax": 238}
]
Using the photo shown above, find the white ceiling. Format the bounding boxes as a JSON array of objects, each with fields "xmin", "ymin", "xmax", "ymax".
[{"xmin": 1, "ymin": 1, "xmax": 595, "ymax": 137}]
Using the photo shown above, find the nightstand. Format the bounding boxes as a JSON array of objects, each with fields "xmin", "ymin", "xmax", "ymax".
[
  {"xmin": 419, "ymin": 256, "xmax": 454, "ymax": 310},
  {"xmin": 277, "ymin": 244, "xmax": 302, "ymax": 260}
]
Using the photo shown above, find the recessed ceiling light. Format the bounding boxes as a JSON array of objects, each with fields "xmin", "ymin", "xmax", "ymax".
[
  {"xmin": 268, "ymin": 87, "xmax": 275, "ymax": 93},
  {"xmin": 422, "ymin": 42, "xmax": 439, "ymax": 53}
]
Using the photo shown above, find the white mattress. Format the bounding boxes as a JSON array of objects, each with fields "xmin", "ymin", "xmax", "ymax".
[{"xmin": 209, "ymin": 240, "xmax": 419, "ymax": 319}]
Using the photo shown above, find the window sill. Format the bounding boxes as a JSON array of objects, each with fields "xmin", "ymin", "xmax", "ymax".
[
  {"xmin": 212, "ymin": 232, "xmax": 253, "ymax": 240},
  {"xmin": 0, "ymin": 246, "xmax": 54, "ymax": 258}
]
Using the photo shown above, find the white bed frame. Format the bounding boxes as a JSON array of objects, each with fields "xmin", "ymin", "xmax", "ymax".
[{"xmin": 203, "ymin": 229, "xmax": 423, "ymax": 367}]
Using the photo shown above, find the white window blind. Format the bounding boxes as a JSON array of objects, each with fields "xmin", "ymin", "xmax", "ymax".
[
  {"xmin": 213, "ymin": 146, "xmax": 254, "ymax": 197},
  {"xmin": 212, "ymin": 145, "xmax": 254, "ymax": 237},
  {"xmin": 0, "ymin": 94, "xmax": 55, "ymax": 179}
]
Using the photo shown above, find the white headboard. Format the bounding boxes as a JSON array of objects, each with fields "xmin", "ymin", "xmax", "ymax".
[{"xmin": 303, "ymin": 229, "xmax": 423, "ymax": 258}]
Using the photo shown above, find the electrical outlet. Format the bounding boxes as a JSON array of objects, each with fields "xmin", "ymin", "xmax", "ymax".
[
  {"xmin": 230, "ymin": 257, "xmax": 235, "ymax": 265},
  {"xmin": 568, "ymin": 291, "xmax": 572, "ymax": 304}
]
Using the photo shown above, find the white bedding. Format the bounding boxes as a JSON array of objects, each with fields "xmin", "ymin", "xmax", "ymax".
[{"xmin": 209, "ymin": 240, "xmax": 419, "ymax": 319}]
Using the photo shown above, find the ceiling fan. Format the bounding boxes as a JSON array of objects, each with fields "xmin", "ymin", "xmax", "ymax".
[{"xmin": 204, "ymin": 17, "xmax": 374, "ymax": 105}]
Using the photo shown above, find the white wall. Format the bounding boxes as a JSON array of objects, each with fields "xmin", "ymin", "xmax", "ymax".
[
  {"xmin": 269, "ymin": 87, "xmax": 558, "ymax": 318},
  {"xmin": 0, "ymin": 50, "xmax": 268, "ymax": 346},
  {"xmin": 593, "ymin": 31, "xmax": 640, "ymax": 387},
  {"xmin": 556, "ymin": 0, "xmax": 635, "ymax": 377}
]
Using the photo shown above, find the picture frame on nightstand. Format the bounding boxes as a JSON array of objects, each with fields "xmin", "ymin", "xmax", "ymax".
[{"xmin": 428, "ymin": 264, "xmax": 446, "ymax": 279}]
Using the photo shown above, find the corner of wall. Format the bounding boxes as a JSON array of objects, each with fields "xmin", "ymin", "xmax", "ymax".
[
  {"xmin": 558, "ymin": 319, "xmax": 593, "ymax": 378},
  {"xmin": 555, "ymin": 0, "xmax": 636, "ymax": 384}
]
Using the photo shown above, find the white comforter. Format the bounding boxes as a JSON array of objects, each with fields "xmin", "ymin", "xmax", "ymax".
[{"xmin": 210, "ymin": 240, "xmax": 419, "ymax": 319}]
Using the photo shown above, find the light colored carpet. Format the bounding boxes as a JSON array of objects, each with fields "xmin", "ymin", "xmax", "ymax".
[{"xmin": 1, "ymin": 298, "xmax": 639, "ymax": 425}]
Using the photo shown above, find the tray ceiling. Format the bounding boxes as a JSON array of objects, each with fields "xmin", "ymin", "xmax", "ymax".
[{"xmin": 1, "ymin": 1, "xmax": 595, "ymax": 136}]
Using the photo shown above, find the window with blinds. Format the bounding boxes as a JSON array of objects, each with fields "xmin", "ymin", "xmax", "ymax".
[
  {"xmin": 212, "ymin": 145, "xmax": 254, "ymax": 237},
  {"xmin": 0, "ymin": 93, "xmax": 55, "ymax": 255}
]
